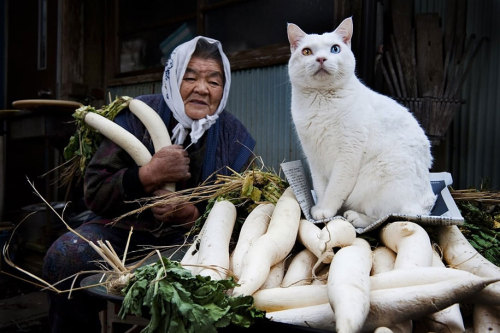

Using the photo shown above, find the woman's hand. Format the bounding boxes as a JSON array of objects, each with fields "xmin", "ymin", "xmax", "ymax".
[
  {"xmin": 151, "ymin": 190, "xmax": 200, "ymax": 228},
  {"xmin": 139, "ymin": 145, "xmax": 191, "ymax": 193}
]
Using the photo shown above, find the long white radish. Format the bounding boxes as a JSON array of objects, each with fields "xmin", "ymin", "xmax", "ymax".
[
  {"xmin": 473, "ymin": 304, "xmax": 500, "ymax": 332},
  {"xmin": 327, "ymin": 237, "xmax": 372, "ymax": 333},
  {"xmin": 380, "ymin": 221, "xmax": 433, "ymax": 268},
  {"xmin": 370, "ymin": 246, "xmax": 409, "ymax": 333},
  {"xmin": 128, "ymin": 98, "xmax": 175, "ymax": 192},
  {"xmin": 298, "ymin": 218, "xmax": 356, "ymax": 265},
  {"xmin": 195, "ymin": 200, "xmax": 237, "ymax": 280},
  {"xmin": 438, "ymin": 224, "xmax": 500, "ymax": 306},
  {"xmin": 265, "ymin": 303, "xmax": 336, "ymax": 331},
  {"xmin": 84, "ymin": 112, "xmax": 152, "ymax": 166},
  {"xmin": 281, "ymin": 248, "xmax": 316, "ymax": 287},
  {"xmin": 419, "ymin": 250, "xmax": 465, "ymax": 333},
  {"xmin": 263, "ymin": 277, "xmax": 500, "ymax": 331},
  {"xmin": 128, "ymin": 99, "xmax": 172, "ymax": 151},
  {"xmin": 297, "ymin": 219, "xmax": 324, "ymax": 258},
  {"xmin": 370, "ymin": 266, "xmax": 483, "ymax": 289},
  {"xmin": 375, "ymin": 322, "xmax": 411, "ymax": 333},
  {"xmin": 370, "ymin": 265, "xmax": 500, "ymax": 305},
  {"xmin": 319, "ymin": 218, "xmax": 357, "ymax": 252},
  {"xmin": 370, "ymin": 246, "xmax": 396, "ymax": 275},
  {"xmin": 180, "ymin": 221, "xmax": 209, "ymax": 273},
  {"xmin": 260, "ymin": 260, "xmax": 286, "ymax": 290},
  {"xmin": 364, "ymin": 277, "xmax": 500, "ymax": 331},
  {"xmin": 230, "ymin": 203, "xmax": 274, "ymax": 278},
  {"xmin": 438, "ymin": 224, "xmax": 500, "ymax": 278},
  {"xmin": 253, "ymin": 284, "xmax": 328, "ymax": 312},
  {"xmin": 232, "ymin": 187, "xmax": 301, "ymax": 296},
  {"xmin": 252, "ymin": 266, "xmax": 500, "ymax": 314}
]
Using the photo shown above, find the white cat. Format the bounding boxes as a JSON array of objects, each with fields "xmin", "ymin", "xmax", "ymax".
[{"xmin": 287, "ymin": 17, "xmax": 436, "ymax": 228}]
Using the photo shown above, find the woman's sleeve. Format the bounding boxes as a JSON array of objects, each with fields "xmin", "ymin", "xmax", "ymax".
[{"xmin": 83, "ymin": 136, "xmax": 148, "ymax": 217}]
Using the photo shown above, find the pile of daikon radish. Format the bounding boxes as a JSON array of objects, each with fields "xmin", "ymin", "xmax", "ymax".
[
  {"xmin": 180, "ymin": 187, "xmax": 500, "ymax": 333},
  {"xmin": 80, "ymin": 98, "xmax": 498, "ymax": 332}
]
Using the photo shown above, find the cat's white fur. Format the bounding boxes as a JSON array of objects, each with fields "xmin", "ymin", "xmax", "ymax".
[{"xmin": 287, "ymin": 17, "xmax": 436, "ymax": 228}]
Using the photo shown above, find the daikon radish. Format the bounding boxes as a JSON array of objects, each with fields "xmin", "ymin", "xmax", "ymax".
[
  {"xmin": 195, "ymin": 200, "xmax": 237, "ymax": 280},
  {"xmin": 128, "ymin": 98, "xmax": 175, "ymax": 191},
  {"xmin": 370, "ymin": 266, "xmax": 480, "ymax": 289},
  {"xmin": 180, "ymin": 221, "xmax": 209, "ymax": 273},
  {"xmin": 265, "ymin": 278, "xmax": 500, "ymax": 331},
  {"xmin": 380, "ymin": 221, "xmax": 433, "ymax": 268},
  {"xmin": 438, "ymin": 225, "xmax": 500, "ymax": 306},
  {"xmin": 260, "ymin": 260, "xmax": 286, "ymax": 290},
  {"xmin": 84, "ymin": 112, "xmax": 152, "ymax": 166},
  {"xmin": 281, "ymin": 248, "xmax": 316, "ymax": 287},
  {"xmin": 319, "ymin": 218, "xmax": 357, "ymax": 252},
  {"xmin": 376, "ymin": 322, "xmax": 411, "ymax": 333},
  {"xmin": 364, "ymin": 277, "xmax": 500, "ymax": 331},
  {"xmin": 438, "ymin": 225, "xmax": 500, "ymax": 278},
  {"xmin": 254, "ymin": 266, "xmax": 500, "ymax": 313},
  {"xmin": 230, "ymin": 203, "xmax": 274, "ymax": 278},
  {"xmin": 298, "ymin": 218, "xmax": 356, "ymax": 265},
  {"xmin": 370, "ymin": 265, "xmax": 500, "ymax": 305},
  {"xmin": 266, "ymin": 303, "xmax": 336, "ymax": 331},
  {"xmin": 297, "ymin": 219, "xmax": 325, "ymax": 258},
  {"xmin": 128, "ymin": 99, "xmax": 172, "ymax": 151},
  {"xmin": 371, "ymin": 246, "xmax": 396, "ymax": 275},
  {"xmin": 253, "ymin": 284, "xmax": 328, "ymax": 312},
  {"xmin": 371, "ymin": 246, "xmax": 409, "ymax": 333},
  {"xmin": 473, "ymin": 304, "xmax": 500, "ymax": 332},
  {"xmin": 327, "ymin": 237, "xmax": 372, "ymax": 333},
  {"xmin": 419, "ymin": 250, "xmax": 465, "ymax": 333},
  {"xmin": 373, "ymin": 328, "xmax": 393, "ymax": 333},
  {"xmin": 232, "ymin": 187, "xmax": 301, "ymax": 296}
]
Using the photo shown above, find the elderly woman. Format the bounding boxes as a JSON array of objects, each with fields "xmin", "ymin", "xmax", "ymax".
[{"xmin": 42, "ymin": 36, "xmax": 255, "ymax": 333}]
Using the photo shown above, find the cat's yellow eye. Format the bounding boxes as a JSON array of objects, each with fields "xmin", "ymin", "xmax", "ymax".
[{"xmin": 302, "ymin": 48, "xmax": 313, "ymax": 56}]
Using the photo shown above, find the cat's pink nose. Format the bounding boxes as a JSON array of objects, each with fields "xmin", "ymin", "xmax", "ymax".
[{"xmin": 316, "ymin": 57, "xmax": 327, "ymax": 64}]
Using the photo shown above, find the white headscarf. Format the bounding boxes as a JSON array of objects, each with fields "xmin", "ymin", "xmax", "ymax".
[{"xmin": 161, "ymin": 36, "xmax": 231, "ymax": 145}]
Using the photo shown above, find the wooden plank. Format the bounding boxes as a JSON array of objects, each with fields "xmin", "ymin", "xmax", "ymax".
[
  {"xmin": 391, "ymin": 0, "xmax": 417, "ymax": 97},
  {"xmin": 415, "ymin": 13, "xmax": 444, "ymax": 97}
]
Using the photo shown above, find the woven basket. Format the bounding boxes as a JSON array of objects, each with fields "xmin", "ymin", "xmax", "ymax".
[{"xmin": 396, "ymin": 97, "xmax": 463, "ymax": 142}]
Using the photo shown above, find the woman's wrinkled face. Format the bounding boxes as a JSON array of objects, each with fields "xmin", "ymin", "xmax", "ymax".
[{"xmin": 180, "ymin": 57, "xmax": 224, "ymax": 120}]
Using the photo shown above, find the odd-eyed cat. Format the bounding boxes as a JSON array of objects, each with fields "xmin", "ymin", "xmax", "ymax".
[{"xmin": 287, "ymin": 17, "xmax": 436, "ymax": 228}]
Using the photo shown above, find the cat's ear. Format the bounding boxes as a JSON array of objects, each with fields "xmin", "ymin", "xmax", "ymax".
[
  {"xmin": 334, "ymin": 17, "xmax": 353, "ymax": 47},
  {"xmin": 287, "ymin": 23, "xmax": 306, "ymax": 52}
]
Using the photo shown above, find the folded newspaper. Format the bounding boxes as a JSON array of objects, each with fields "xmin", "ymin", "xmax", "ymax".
[{"xmin": 281, "ymin": 160, "xmax": 464, "ymax": 234}]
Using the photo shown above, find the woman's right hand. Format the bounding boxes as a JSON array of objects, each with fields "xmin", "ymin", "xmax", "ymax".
[{"xmin": 138, "ymin": 145, "xmax": 191, "ymax": 193}]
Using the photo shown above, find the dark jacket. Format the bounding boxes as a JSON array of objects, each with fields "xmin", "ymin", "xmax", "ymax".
[{"xmin": 83, "ymin": 94, "xmax": 255, "ymax": 230}]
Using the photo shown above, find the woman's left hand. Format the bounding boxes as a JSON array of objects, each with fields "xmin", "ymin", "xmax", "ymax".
[{"xmin": 151, "ymin": 190, "xmax": 200, "ymax": 227}]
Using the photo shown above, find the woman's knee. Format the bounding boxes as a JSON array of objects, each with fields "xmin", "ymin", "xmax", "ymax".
[{"xmin": 42, "ymin": 226, "xmax": 102, "ymax": 283}]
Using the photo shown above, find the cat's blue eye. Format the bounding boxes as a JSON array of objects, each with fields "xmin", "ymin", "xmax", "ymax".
[{"xmin": 331, "ymin": 45, "xmax": 341, "ymax": 54}]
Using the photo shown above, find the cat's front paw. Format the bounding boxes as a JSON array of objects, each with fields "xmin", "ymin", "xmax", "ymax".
[
  {"xmin": 343, "ymin": 210, "xmax": 373, "ymax": 228},
  {"xmin": 311, "ymin": 205, "xmax": 336, "ymax": 221}
]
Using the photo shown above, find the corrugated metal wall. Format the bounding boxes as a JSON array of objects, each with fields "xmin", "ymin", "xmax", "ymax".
[
  {"xmin": 451, "ymin": 0, "xmax": 500, "ymax": 190},
  {"xmin": 226, "ymin": 65, "xmax": 303, "ymax": 173},
  {"xmin": 415, "ymin": 0, "xmax": 500, "ymax": 190}
]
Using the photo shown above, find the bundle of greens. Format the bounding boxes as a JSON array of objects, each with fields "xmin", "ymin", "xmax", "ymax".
[
  {"xmin": 451, "ymin": 188, "xmax": 500, "ymax": 266},
  {"xmin": 119, "ymin": 256, "xmax": 266, "ymax": 333}
]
